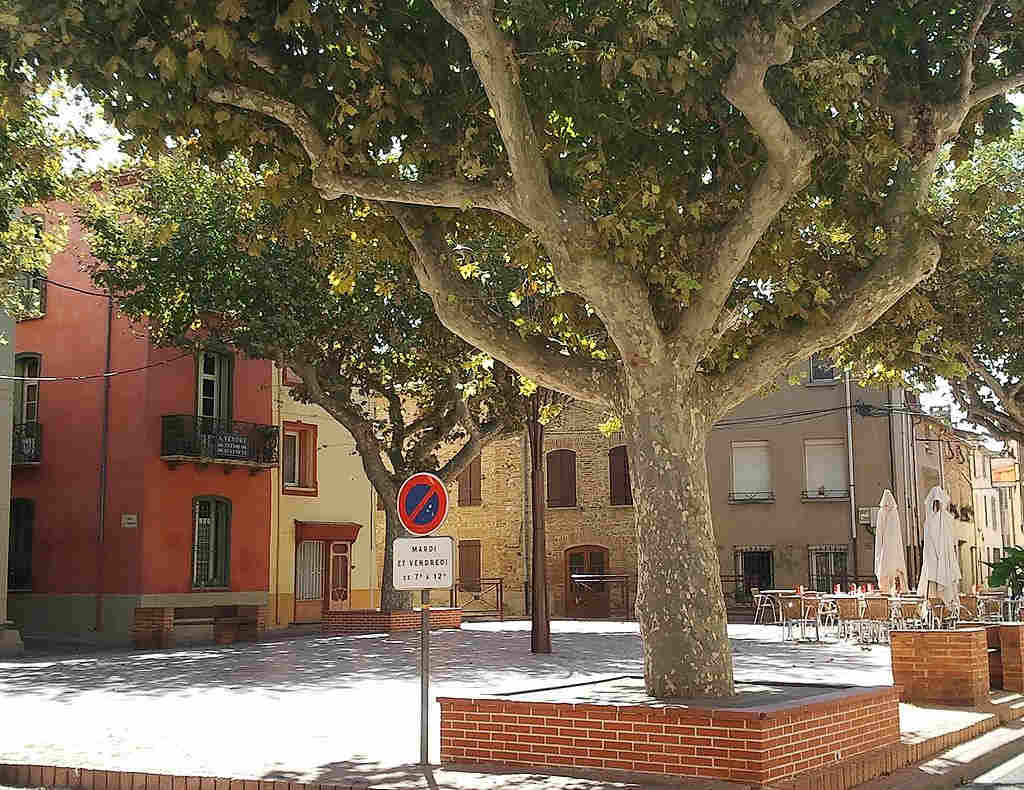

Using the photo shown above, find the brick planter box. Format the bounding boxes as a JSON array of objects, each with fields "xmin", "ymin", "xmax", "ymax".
[
  {"xmin": 892, "ymin": 624, "xmax": 1024, "ymax": 706},
  {"xmin": 321, "ymin": 607, "xmax": 461, "ymax": 635},
  {"xmin": 439, "ymin": 682, "xmax": 899, "ymax": 787}
]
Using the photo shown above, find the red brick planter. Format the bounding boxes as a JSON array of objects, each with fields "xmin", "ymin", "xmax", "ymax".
[
  {"xmin": 439, "ymin": 684, "xmax": 899, "ymax": 786},
  {"xmin": 321, "ymin": 607, "xmax": 461, "ymax": 635}
]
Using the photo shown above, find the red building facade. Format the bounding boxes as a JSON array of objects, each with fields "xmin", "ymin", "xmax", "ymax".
[{"xmin": 8, "ymin": 201, "xmax": 275, "ymax": 646}]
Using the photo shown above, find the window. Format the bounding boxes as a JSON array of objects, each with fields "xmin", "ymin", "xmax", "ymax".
[
  {"xmin": 15, "ymin": 272, "xmax": 46, "ymax": 319},
  {"xmin": 14, "ymin": 354, "xmax": 40, "ymax": 424},
  {"xmin": 295, "ymin": 540, "xmax": 325, "ymax": 601},
  {"xmin": 730, "ymin": 441, "xmax": 772, "ymax": 502},
  {"xmin": 994, "ymin": 548, "xmax": 1002, "ymax": 563},
  {"xmin": 196, "ymin": 351, "xmax": 233, "ymax": 420},
  {"xmin": 809, "ymin": 353, "xmax": 837, "ymax": 384},
  {"xmin": 8, "ymin": 498, "xmax": 34, "ymax": 590},
  {"xmin": 459, "ymin": 539, "xmax": 482, "ymax": 592},
  {"xmin": 281, "ymin": 421, "xmax": 317, "ymax": 494},
  {"xmin": 546, "ymin": 449, "xmax": 577, "ymax": 508},
  {"xmin": 609, "ymin": 445, "xmax": 632, "ymax": 506},
  {"xmin": 808, "ymin": 545, "xmax": 848, "ymax": 591},
  {"xmin": 458, "ymin": 455, "xmax": 482, "ymax": 506},
  {"xmin": 803, "ymin": 438, "xmax": 848, "ymax": 498},
  {"xmin": 1000, "ymin": 488, "xmax": 1014, "ymax": 540},
  {"xmin": 192, "ymin": 497, "xmax": 231, "ymax": 588}
]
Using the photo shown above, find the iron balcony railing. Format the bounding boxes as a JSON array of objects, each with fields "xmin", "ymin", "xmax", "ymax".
[
  {"xmin": 161, "ymin": 415, "xmax": 279, "ymax": 466},
  {"xmin": 802, "ymin": 488, "xmax": 849, "ymax": 500},
  {"xmin": 12, "ymin": 422, "xmax": 41, "ymax": 464}
]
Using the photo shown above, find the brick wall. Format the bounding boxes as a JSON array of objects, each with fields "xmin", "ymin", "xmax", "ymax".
[
  {"xmin": 132, "ymin": 607, "xmax": 174, "ymax": 650},
  {"xmin": 438, "ymin": 687, "xmax": 899, "ymax": 786},
  {"xmin": 321, "ymin": 607, "xmax": 461, "ymax": 635},
  {"xmin": 891, "ymin": 628, "xmax": 990, "ymax": 706},
  {"xmin": 1000, "ymin": 624, "xmax": 1024, "ymax": 692}
]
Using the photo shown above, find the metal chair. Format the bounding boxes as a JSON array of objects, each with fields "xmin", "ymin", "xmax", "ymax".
[
  {"xmin": 891, "ymin": 598, "xmax": 926, "ymax": 630},
  {"xmin": 862, "ymin": 596, "xmax": 892, "ymax": 642},
  {"xmin": 752, "ymin": 588, "xmax": 778, "ymax": 625},
  {"xmin": 835, "ymin": 597, "xmax": 862, "ymax": 640}
]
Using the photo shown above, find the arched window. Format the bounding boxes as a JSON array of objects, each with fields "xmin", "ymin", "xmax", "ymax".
[
  {"xmin": 609, "ymin": 445, "xmax": 632, "ymax": 506},
  {"xmin": 192, "ymin": 496, "xmax": 231, "ymax": 588},
  {"xmin": 546, "ymin": 449, "xmax": 577, "ymax": 508}
]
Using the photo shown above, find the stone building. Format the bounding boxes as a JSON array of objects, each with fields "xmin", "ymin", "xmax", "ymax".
[{"xmin": 375, "ymin": 355, "xmax": 926, "ymax": 618}]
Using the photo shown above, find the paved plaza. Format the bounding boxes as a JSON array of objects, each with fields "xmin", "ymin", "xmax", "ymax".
[{"xmin": 0, "ymin": 622, "xmax": 895, "ymax": 788}]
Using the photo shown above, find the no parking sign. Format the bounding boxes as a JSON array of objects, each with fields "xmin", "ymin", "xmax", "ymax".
[{"xmin": 397, "ymin": 472, "xmax": 449, "ymax": 536}]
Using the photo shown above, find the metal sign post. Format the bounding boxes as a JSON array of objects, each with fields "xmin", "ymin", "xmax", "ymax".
[{"xmin": 395, "ymin": 473, "xmax": 452, "ymax": 768}]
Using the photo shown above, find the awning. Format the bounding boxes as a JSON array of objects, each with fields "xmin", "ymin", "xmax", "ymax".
[{"xmin": 294, "ymin": 521, "xmax": 362, "ymax": 543}]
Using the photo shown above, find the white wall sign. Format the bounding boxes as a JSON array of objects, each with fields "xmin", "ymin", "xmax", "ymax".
[
  {"xmin": 121, "ymin": 513, "xmax": 138, "ymax": 529},
  {"xmin": 393, "ymin": 536, "xmax": 454, "ymax": 590}
]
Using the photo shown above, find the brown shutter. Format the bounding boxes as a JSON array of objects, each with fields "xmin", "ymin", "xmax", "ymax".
[
  {"xmin": 547, "ymin": 449, "xmax": 576, "ymax": 507},
  {"xmin": 459, "ymin": 539, "xmax": 481, "ymax": 592},
  {"xmin": 471, "ymin": 455, "xmax": 482, "ymax": 505},
  {"xmin": 609, "ymin": 445, "xmax": 632, "ymax": 505}
]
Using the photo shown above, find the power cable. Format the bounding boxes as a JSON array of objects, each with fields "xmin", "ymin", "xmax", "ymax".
[
  {"xmin": 40, "ymin": 277, "xmax": 111, "ymax": 298},
  {"xmin": 0, "ymin": 353, "xmax": 192, "ymax": 382}
]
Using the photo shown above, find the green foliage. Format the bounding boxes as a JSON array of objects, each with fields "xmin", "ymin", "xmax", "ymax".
[
  {"xmin": 987, "ymin": 546, "xmax": 1024, "ymax": 597},
  {"xmin": 0, "ymin": 66, "xmax": 75, "ymax": 319},
  {"xmin": 5, "ymin": 1, "xmax": 1023, "ymax": 381},
  {"xmin": 82, "ymin": 152, "xmax": 521, "ymax": 480},
  {"xmin": 839, "ymin": 128, "xmax": 1024, "ymax": 440}
]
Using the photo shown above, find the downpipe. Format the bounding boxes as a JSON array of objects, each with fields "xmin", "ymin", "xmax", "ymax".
[{"xmin": 845, "ymin": 372, "xmax": 858, "ymax": 580}]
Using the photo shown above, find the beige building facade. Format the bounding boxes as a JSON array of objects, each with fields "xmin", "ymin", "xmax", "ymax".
[
  {"xmin": 367, "ymin": 355, "xmax": 924, "ymax": 617},
  {"xmin": 269, "ymin": 367, "xmax": 378, "ymax": 628}
]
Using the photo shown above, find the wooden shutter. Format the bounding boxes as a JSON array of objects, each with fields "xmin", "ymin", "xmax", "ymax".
[
  {"xmin": 609, "ymin": 445, "xmax": 632, "ymax": 505},
  {"xmin": 218, "ymin": 353, "xmax": 234, "ymax": 423},
  {"xmin": 547, "ymin": 449, "xmax": 577, "ymax": 508},
  {"xmin": 458, "ymin": 455, "xmax": 482, "ymax": 506},
  {"xmin": 459, "ymin": 540, "xmax": 481, "ymax": 592}
]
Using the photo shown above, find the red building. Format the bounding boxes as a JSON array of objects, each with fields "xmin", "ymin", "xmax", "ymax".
[{"xmin": 8, "ymin": 201, "xmax": 275, "ymax": 647}]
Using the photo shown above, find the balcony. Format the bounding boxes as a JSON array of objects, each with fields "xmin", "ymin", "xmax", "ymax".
[
  {"xmin": 161, "ymin": 415, "xmax": 278, "ymax": 470},
  {"xmin": 12, "ymin": 422, "xmax": 41, "ymax": 465}
]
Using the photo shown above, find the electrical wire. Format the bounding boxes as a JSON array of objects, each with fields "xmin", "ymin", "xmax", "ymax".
[
  {"xmin": 0, "ymin": 353, "xmax": 192, "ymax": 382},
  {"xmin": 40, "ymin": 277, "xmax": 111, "ymax": 298}
]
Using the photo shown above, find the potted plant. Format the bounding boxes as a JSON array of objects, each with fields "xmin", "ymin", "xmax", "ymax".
[{"xmin": 986, "ymin": 546, "xmax": 1024, "ymax": 597}]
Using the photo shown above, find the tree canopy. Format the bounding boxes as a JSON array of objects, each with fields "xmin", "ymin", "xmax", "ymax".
[
  {"xmin": 12, "ymin": 0, "xmax": 1024, "ymax": 696},
  {"xmin": 840, "ymin": 129, "xmax": 1024, "ymax": 444},
  {"xmin": 82, "ymin": 152, "xmax": 524, "ymax": 608}
]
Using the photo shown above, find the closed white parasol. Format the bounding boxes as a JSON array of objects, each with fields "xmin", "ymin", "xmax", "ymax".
[
  {"xmin": 874, "ymin": 489, "xmax": 908, "ymax": 593},
  {"xmin": 916, "ymin": 486, "xmax": 962, "ymax": 607}
]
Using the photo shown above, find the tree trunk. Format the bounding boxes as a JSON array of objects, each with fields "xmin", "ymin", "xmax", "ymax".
[
  {"xmin": 622, "ymin": 389, "xmax": 734, "ymax": 698},
  {"xmin": 527, "ymin": 409, "xmax": 551, "ymax": 653},
  {"xmin": 380, "ymin": 506, "xmax": 412, "ymax": 612}
]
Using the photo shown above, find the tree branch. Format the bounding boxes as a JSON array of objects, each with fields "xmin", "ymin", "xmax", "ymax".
[
  {"xmin": 206, "ymin": 82, "xmax": 517, "ymax": 215},
  {"xmin": 392, "ymin": 205, "xmax": 621, "ymax": 407},
  {"xmin": 715, "ymin": 230, "xmax": 941, "ymax": 415},
  {"xmin": 950, "ymin": 376, "xmax": 1024, "ymax": 443},
  {"xmin": 961, "ymin": 0, "xmax": 995, "ymax": 105},
  {"xmin": 791, "ymin": 0, "xmax": 845, "ymax": 29},
  {"xmin": 436, "ymin": 417, "xmax": 506, "ymax": 483},
  {"xmin": 969, "ymin": 72, "xmax": 1024, "ymax": 109},
  {"xmin": 428, "ymin": 0, "xmax": 554, "ymax": 218},
  {"xmin": 672, "ymin": 15, "xmax": 818, "ymax": 362}
]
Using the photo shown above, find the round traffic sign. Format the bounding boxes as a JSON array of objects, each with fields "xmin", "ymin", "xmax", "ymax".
[{"xmin": 397, "ymin": 472, "xmax": 449, "ymax": 536}]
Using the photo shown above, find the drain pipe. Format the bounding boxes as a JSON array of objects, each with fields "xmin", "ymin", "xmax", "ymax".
[
  {"xmin": 521, "ymin": 431, "xmax": 530, "ymax": 616},
  {"xmin": 844, "ymin": 372, "xmax": 858, "ymax": 580},
  {"xmin": 95, "ymin": 295, "xmax": 113, "ymax": 632}
]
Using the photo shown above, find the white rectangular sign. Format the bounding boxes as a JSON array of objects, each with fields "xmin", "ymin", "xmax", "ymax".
[{"xmin": 393, "ymin": 536, "xmax": 454, "ymax": 590}]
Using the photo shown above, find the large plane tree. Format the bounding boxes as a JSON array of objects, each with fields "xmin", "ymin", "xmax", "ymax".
[{"xmin": 10, "ymin": 0, "xmax": 1024, "ymax": 696}]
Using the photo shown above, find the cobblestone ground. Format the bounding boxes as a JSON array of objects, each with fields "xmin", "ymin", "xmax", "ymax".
[{"xmin": 0, "ymin": 622, "xmax": 893, "ymax": 788}]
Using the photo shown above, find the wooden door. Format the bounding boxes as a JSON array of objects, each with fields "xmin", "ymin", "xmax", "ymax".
[
  {"xmin": 294, "ymin": 540, "xmax": 325, "ymax": 622},
  {"xmin": 565, "ymin": 546, "xmax": 610, "ymax": 618},
  {"xmin": 327, "ymin": 541, "xmax": 351, "ymax": 612}
]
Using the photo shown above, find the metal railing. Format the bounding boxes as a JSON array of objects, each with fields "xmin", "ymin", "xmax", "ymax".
[
  {"xmin": 161, "ymin": 415, "xmax": 279, "ymax": 465},
  {"xmin": 568, "ymin": 573, "xmax": 635, "ymax": 619},
  {"xmin": 450, "ymin": 577, "xmax": 504, "ymax": 619},
  {"xmin": 12, "ymin": 422, "xmax": 41, "ymax": 464},
  {"xmin": 801, "ymin": 489, "xmax": 849, "ymax": 500}
]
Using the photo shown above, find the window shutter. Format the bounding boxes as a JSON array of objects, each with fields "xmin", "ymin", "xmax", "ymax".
[
  {"xmin": 547, "ymin": 449, "xmax": 577, "ymax": 507},
  {"xmin": 458, "ymin": 456, "xmax": 482, "ymax": 506},
  {"xmin": 218, "ymin": 354, "xmax": 234, "ymax": 423},
  {"xmin": 731, "ymin": 442, "xmax": 771, "ymax": 498},
  {"xmin": 804, "ymin": 439, "xmax": 848, "ymax": 495},
  {"xmin": 609, "ymin": 446, "xmax": 632, "ymax": 505},
  {"xmin": 459, "ymin": 540, "xmax": 481, "ymax": 592}
]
